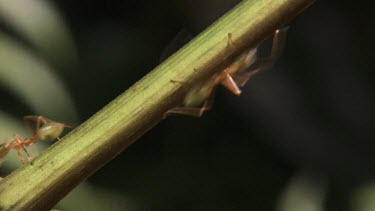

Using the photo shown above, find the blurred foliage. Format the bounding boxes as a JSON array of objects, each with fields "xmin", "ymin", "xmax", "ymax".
[
  {"xmin": 277, "ymin": 172, "xmax": 326, "ymax": 211},
  {"xmin": 1, "ymin": 0, "xmax": 375, "ymax": 211}
]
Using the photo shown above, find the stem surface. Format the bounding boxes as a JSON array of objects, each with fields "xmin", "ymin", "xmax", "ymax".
[{"xmin": 0, "ymin": 0, "xmax": 316, "ymax": 210}]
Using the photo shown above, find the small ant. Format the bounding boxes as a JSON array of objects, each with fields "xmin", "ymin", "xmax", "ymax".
[
  {"xmin": 164, "ymin": 27, "xmax": 288, "ymax": 117},
  {"xmin": 0, "ymin": 116, "xmax": 72, "ymax": 164}
]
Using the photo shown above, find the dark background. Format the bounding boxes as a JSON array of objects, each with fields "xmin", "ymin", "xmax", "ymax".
[{"xmin": 1, "ymin": 0, "xmax": 374, "ymax": 210}]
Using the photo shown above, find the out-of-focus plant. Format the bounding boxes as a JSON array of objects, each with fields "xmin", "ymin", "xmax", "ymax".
[
  {"xmin": 277, "ymin": 172, "xmax": 326, "ymax": 211},
  {"xmin": 0, "ymin": 0, "xmax": 316, "ymax": 210},
  {"xmin": 0, "ymin": 0, "xmax": 134, "ymax": 210}
]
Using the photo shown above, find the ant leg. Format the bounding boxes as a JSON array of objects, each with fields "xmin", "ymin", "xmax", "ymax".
[
  {"xmin": 164, "ymin": 91, "xmax": 216, "ymax": 118},
  {"xmin": 223, "ymin": 33, "xmax": 257, "ymax": 89},
  {"xmin": 16, "ymin": 149, "xmax": 25, "ymax": 164},
  {"xmin": 220, "ymin": 71, "xmax": 241, "ymax": 95},
  {"xmin": 24, "ymin": 115, "xmax": 48, "ymax": 125},
  {"xmin": 233, "ymin": 67, "xmax": 263, "ymax": 87},
  {"xmin": 21, "ymin": 145, "xmax": 32, "ymax": 163},
  {"xmin": 39, "ymin": 116, "xmax": 74, "ymax": 129},
  {"xmin": 256, "ymin": 26, "xmax": 289, "ymax": 69},
  {"xmin": 36, "ymin": 116, "xmax": 48, "ymax": 132},
  {"xmin": 13, "ymin": 134, "xmax": 33, "ymax": 163},
  {"xmin": 24, "ymin": 115, "xmax": 49, "ymax": 139},
  {"xmin": 233, "ymin": 27, "xmax": 289, "ymax": 87}
]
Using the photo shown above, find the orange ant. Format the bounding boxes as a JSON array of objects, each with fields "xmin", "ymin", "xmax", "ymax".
[
  {"xmin": 0, "ymin": 115, "xmax": 72, "ymax": 164},
  {"xmin": 164, "ymin": 27, "xmax": 288, "ymax": 117}
]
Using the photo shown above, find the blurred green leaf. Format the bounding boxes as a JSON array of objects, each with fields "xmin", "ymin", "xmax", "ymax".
[
  {"xmin": 0, "ymin": 111, "xmax": 25, "ymax": 139},
  {"xmin": 277, "ymin": 172, "xmax": 326, "ymax": 211},
  {"xmin": 59, "ymin": 183, "xmax": 139, "ymax": 211},
  {"xmin": 351, "ymin": 182, "xmax": 375, "ymax": 211},
  {"xmin": 0, "ymin": 0, "xmax": 79, "ymax": 70},
  {"xmin": 0, "ymin": 32, "xmax": 78, "ymax": 121}
]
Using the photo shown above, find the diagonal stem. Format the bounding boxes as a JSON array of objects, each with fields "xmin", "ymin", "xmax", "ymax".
[{"xmin": 0, "ymin": 0, "xmax": 316, "ymax": 210}]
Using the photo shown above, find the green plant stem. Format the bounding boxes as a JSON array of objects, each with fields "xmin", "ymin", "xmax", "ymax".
[{"xmin": 0, "ymin": 0, "xmax": 315, "ymax": 210}]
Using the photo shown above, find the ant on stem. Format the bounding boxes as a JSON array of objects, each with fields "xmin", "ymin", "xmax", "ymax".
[
  {"xmin": 164, "ymin": 27, "xmax": 288, "ymax": 117},
  {"xmin": 0, "ymin": 116, "xmax": 72, "ymax": 164}
]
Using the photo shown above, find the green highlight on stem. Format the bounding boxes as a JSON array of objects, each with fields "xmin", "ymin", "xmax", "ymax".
[{"xmin": 0, "ymin": 0, "xmax": 315, "ymax": 210}]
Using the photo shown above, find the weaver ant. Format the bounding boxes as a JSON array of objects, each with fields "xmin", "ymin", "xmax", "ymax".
[
  {"xmin": 0, "ymin": 116, "xmax": 71, "ymax": 164},
  {"xmin": 165, "ymin": 27, "xmax": 288, "ymax": 117}
]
